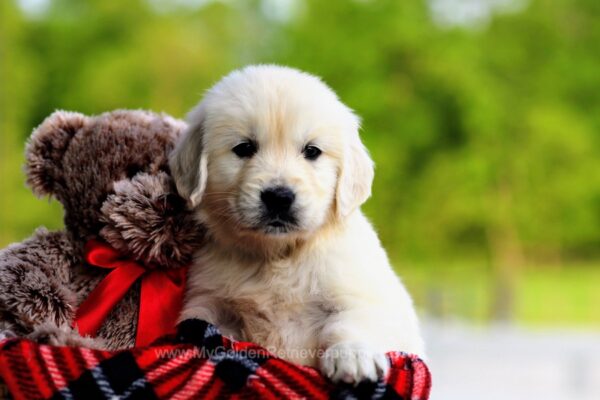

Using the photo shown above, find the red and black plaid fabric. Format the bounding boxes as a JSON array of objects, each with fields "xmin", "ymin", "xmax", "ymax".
[{"xmin": 0, "ymin": 320, "xmax": 431, "ymax": 399}]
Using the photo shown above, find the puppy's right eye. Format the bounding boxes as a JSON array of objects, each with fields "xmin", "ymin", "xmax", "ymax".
[{"xmin": 232, "ymin": 141, "xmax": 257, "ymax": 158}]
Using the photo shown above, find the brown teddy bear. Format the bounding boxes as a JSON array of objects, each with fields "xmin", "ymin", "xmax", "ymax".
[{"xmin": 0, "ymin": 110, "xmax": 204, "ymax": 350}]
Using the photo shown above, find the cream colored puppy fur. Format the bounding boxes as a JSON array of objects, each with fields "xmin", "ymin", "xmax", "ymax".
[{"xmin": 171, "ymin": 65, "xmax": 424, "ymax": 384}]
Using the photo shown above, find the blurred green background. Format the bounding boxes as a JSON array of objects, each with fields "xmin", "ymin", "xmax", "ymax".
[{"xmin": 1, "ymin": 0, "xmax": 599, "ymax": 327}]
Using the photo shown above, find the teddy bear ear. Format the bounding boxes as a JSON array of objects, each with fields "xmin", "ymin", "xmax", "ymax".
[{"xmin": 25, "ymin": 110, "xmax": 88, "ymax": 197}]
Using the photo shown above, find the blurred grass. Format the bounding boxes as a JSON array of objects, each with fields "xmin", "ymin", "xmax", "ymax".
[
  {"xmin": 401, "ymin": 261, "xmax": 600, "ymax": 327},
  {"xmin": 516, "ymin": 266, "xmax": 600, "ymax": 327}
]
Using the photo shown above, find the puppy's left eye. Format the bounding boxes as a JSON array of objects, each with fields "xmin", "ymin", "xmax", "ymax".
[{"xmin": 303, "ymin": 145, "xmax": 322, "ymax": 161}]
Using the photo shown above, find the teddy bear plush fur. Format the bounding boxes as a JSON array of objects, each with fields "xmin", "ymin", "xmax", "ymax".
[{"xmin": 0, "ymin": 110, "xmax": 204, "ymax": 349}]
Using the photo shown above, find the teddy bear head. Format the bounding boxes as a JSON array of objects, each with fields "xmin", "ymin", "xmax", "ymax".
[{"xmin": 25, "ymin": 110, "xmax": 204, "ymax": 268}]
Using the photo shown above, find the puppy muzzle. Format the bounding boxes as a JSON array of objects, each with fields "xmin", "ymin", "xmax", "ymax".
[{"xmin": 259, "ymin": 185, "xmax": 298, "ymax": 231}]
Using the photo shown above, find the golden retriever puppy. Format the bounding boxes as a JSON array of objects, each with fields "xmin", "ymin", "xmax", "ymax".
[{"xmin": 170, "ymin": 65, "xmax": 424, "ymax": 384}]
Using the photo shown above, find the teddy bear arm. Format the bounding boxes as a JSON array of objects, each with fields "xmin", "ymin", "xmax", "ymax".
[{"xmin": 0, "ymin": 229, "xmax": 79, "ymax": 336}]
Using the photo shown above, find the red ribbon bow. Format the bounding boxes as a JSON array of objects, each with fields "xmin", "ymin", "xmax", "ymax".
[{"xmin": 73, "ymin": 240, "xmax": 187, "ymax": 347}]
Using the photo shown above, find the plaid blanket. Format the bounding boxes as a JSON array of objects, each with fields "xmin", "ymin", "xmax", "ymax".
[{"xmin": 0, "ymin": 320, "xmax": 431, "ymax": 399}]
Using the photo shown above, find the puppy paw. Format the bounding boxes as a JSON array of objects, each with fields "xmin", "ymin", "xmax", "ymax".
[{"xmin": 320, "ymin": 341, "xmax": 389, "ymax": 384}]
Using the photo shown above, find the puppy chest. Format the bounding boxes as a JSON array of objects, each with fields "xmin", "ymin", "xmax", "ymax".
[
  {"xmin": 190, "ymin": 253, "xmax": 335, "ymax": 366},
  {"xmin": 234, "ymin": 293, "xmax": 328, "ymax": 366}
]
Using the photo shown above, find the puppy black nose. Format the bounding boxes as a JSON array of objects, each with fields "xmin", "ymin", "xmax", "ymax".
[{"xmin": 261, "ymin": 186, "xmax": 295, "ymax": 214}]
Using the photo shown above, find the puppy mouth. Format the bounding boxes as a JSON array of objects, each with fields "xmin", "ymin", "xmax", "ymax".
[
  {"xmin": 258, "ymin": 215, "xmax": 298, "ymax": 235},
  {"xmin": 232, "ymin": 202, "xmax": 300, "ymax": 235}
]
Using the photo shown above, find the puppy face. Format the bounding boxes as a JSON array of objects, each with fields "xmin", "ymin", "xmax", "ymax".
[{"xmin": 171, "ymin": 65, "xmax": 374, "ymax": 245}]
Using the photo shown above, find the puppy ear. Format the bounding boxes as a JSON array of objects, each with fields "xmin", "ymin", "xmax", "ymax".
[
  {"xmin": 336, "ymin": 127, "xmax": 374, "ymax": 218},
  {"xmin": 25, "ymin": 110, "xmax": 88, "ymax": 197},
  {"xmin": 169, "ymin": 105, "xmax": 208, "ymax": 208}
]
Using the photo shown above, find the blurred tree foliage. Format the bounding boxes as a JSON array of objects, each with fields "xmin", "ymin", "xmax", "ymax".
[{"xmin": 1, "ymin": 0, "xmax": 599, "ymax": 321}]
